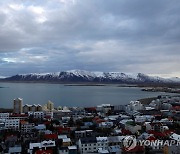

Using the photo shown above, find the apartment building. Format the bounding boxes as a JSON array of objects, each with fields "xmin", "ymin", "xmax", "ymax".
[{"xmin": 5, "ymin": 119, "xmax": 20, "ymax": 130}]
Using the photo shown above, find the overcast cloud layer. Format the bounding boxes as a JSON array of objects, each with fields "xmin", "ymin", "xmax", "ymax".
[{"xmin": 0, "ymin": 0, "xmax": 180, "ymax": 77}]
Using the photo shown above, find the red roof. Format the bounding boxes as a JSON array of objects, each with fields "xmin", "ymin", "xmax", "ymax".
[
  {"xmin": 93, "ymin": 117, "xmax": 106, "ymax": 123},
  {"xmin": 121, "ymin": 129, "xmax": 132, "ymax": 135},
  {"xmin": 5, "ymin": 134, "xmax": 17, "ymax": 140},
  {"xmin": 56, "ymin": 127, "xmax": 71, "ymax": 134},
  {"xmin": 44, "ymin": 134, "xmax": 58, "ymax": 140},
  {"xmin": 148, "ymin": 129, "xmax": 173, "ymax": 138},
  {"xmin": 168, "ymin": 117, "xmax": 173, "ymax": 121},
  {"xmin": 96, "ymin": 119, "xmax": 106, "ymax": 124},
  {"xmin": 36, "ymin": 149, "xmax": 53, "ymax": 154},
  {"xmin": 123, "ymin": 145, "xmax": 144, "ymax": 153},
  {"xmin": 164, "ymin": 130, "xmax": 174, "ymax": 135},
  {"xmin": 151, "ymin": 122, "xmax": 163, "ymax": 126},
  {"xmin": 10, "ymin": 114, "xmax": 28, "ymax": 117},
  {"xmin": 148, "ymin": 130, "xmax": 166, "ymax": 137},
  {"xmin": 147, "ymin": 136, "xmax": 156, "ymax": 141},
  {"xmin": 153, "ymin": 114, "xmax": 162, "ymax": 117},
  {"xmin": 44, "ymin": 121, "xmax": 51, "ymax": 125},
  {"xmin": 45, "ymin": 115, "xmax": 52, "ymax": 119},
  {"xmin": 20, "ymin": 120, "xmax": 28, "ymax": 124},
  {"xmin": 172, "ymin": 106, "xmax": 180, "ymax": 111},
  {"xmin": 93, "ymin": 117, "xmax": 100, "ymax": 121},
  {"xmin": 85, "ymin": 107, "xmax": 96, "ymax": 111}
]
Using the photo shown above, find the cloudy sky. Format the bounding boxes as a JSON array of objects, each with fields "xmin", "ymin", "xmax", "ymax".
[{"xmin": 0, "ymin": 0, "xmax": 180, "ymax": 77}]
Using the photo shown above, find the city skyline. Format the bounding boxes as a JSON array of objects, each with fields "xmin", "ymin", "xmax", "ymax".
[{"xmin": 0, "ymin": 0, "xmax": 180, "ymax": 77}]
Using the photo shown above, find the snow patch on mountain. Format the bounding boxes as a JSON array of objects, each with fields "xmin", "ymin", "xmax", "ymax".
[
  {"xmin": 3, "ymin": 70, "xmax": 180, "ymax": 84},
  {"xmin": 170, "ymin": 77, "xmax": 180, "ymax": 82}
]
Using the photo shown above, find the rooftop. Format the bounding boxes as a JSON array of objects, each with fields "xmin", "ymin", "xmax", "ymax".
[{"xmin": 81, "ymin": 137, "xmax": 97, "ymax": 144}]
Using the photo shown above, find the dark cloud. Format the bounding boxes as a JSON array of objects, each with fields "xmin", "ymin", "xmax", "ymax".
[{"xmin": 0, "ymin": 0, "xmax": 180, "ymax": 77}]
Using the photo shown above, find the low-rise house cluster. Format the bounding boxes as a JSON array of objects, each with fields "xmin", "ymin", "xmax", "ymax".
[{"xmin": 0, "ymin": 95, "xmax": 180, "ymax": 153}]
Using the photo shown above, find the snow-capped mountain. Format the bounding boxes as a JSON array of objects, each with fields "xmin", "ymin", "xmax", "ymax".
[
  {"xmin": 169, "ymin": 77, "xmax": 180, "ymax": 83},
  {"xmin": 2, "ymin": 70, "xmax": 180, "ymax": 84}
]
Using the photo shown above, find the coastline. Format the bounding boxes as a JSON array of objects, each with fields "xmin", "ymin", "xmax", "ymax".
[{"xmin": 142, "ymin": 87, "xmax": 180, "ymax": 94}]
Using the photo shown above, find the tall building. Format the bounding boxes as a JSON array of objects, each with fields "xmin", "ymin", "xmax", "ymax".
[
  {"xmin": 13, "ymin": 98, "xmax": 23, "ymax": 114},
  {"xmin": 47, "ymin": 101, "xmax": 54, "ymax": 111}
]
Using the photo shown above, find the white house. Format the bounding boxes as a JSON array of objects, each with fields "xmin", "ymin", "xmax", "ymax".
[
  {"xmin": 78, "ymin": 136, "xmax": 124, "ymax": 154},
  {"xmin": 126, "ymin": 101, "xmax": 144, "ymax": 116},
  {"xmin": 59, "ymin": 145, "xmax": 77, "ymax": 154},
  {"xmin": 169, "ymin": 133, "xmax": 180, "ymax": 141},
  {"xmin": 97, "ymin": 104, "xmax": 113, "ymax": 114},
  {"xmin": 21, "ymin": 122, "xmax": 35, "ymax": 132},
  {"xmin": 5, "ymin": 119, "xmax": 20, "ymax": 130},
  {"xmin": 75, "ymin": 130, "xmax": 93, "ymax": 139},
  {"xmin": 98, "ymin": 122, "xmax": 113, "ymax": 128},
  {"xmin": 33, "ymin": 111, "xmax": 44, "ymax": 119},
  {"xmin": 96, "ymin": 137, "xmax": 108, "ymax": 152},
  {"xmin": 135, "ymin": 115, "xmax": 154, "ymax": 123},
  {"xmin": 8, "ymin": 145, "xmax": 22, "ymax": 154},
  {"xmin": 34, "ymin": 124, "xmax": 46, "ymax": 131},
  {"xmin": 29, "ymin": 140, "xmax": 55, "ymax": 154},
  {"xmin": 0, "ymin": 113, "xmax": 9, "ymax": 119},
  {"xmin": 78, "ymin": 137, "xmax": 97, "ymax": 154}
]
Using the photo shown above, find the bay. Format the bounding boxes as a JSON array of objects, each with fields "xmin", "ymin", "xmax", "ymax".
[{"xmin": 0, "ymin": 82, "xmax": 177, "ymax": 108}]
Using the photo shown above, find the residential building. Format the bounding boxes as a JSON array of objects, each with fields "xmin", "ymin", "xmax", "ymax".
[
  {"xmin": 97, "ymin": 104, "xmax": 113, "ymax": 114},
  {"xmin": 59, "ymin": 146, "xmax": 77, "ymax": 154},
  {"xmin": 8, "ymin": 145, "xmax": 22, "ymax": 154},
  {"xmin": 34, "ymin": 124, "xmax": 46, "ymax": 131},
  {"xmin": 23, "ymin": 104, "xmax": 43, "ymax": 113},
  {"xmin": 29, "ymin": 140, "xmax": 55, "ymax": 154},
  {"xmin": 75, "ymin": 130, "xmax": 93, "ymax": 139},
  {"xmin": 0, "ymin": 121, "xmax": 5, "ymax": 130},
  {"xmin": 96, "ymin": 137, "xmax": 108, "ymax": 152},
  {"xmin": 114, "ymin": 105, "xmax": 126, "ymax": 112},
  {"xmin": 108, "ymin": 145, "xmax": 122, "ymax": 154},
  {"xmin": 125, "ymin": 121, "xmax": 141, "ymax": 134},
  {"xmin": 45, "ymin": 111, "xmax": 53, "ymax": 119},
  {"xmin": 21, "ymin": 121, "xmax": 35, "ymax": 133},
  {"xmin": 98, "ymin": 121, "xmax": 113, "ymax": 128},
  {"xmin": 108, "ymin": 136, "xmax": 124, "ymax": 147},
  {"xmin": 23, "ymin": 104, "xmax": 31, "ymax": 113},
  {"xmin": 78, "ymin": 137, "xmax": 97, "ymax": 154},
  {"xmin": 47, "ymin": 101, "xmax": 54, "ymax": 111},
  {"xmin": 13, "ymin": 98, "xmax": 23, "ymax": 114},
  {"xmin": 28, "ymin": 111, "xmax": 44, "ymax": 119},
  {"xmin": 135, "ymin": 115, "xmax": 154, "ymax": 123},
  {"xmin": 62, "ymin": 138, "xmax": 72, "ymax": 147},
  {"xmin": 9, "ymin": 114, "xmax": 28, "ymax": 120},
  {"xmin": 5, "ymin": 119, "xmax": 20, "ymax": 130},
  {"xmin": 0, "ymin": 113, "xmax": 9, "ymax": 119},
  {"xmin": 126, "ymin": 101, "xmax": 144, "ymax": 112}
]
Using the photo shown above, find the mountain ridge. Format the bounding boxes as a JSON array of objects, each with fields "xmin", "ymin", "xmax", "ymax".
[{"xmin": 1, "ymin": 70, "xmax": 180, "ymax": 85}]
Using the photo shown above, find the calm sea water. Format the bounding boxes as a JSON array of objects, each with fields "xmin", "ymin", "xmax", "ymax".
[{"xmin": 0, "ymin": 82, "xmax": 176, "ymax": 108}]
